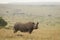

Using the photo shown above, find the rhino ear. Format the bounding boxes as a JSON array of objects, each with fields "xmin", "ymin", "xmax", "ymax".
[
  {"xmin": 32, "ymin": 22, "xmax": 35, "ymax": 24},
  {"xmin": 37, "ymin": 22, "xmax": 39, "ymax": 24}
]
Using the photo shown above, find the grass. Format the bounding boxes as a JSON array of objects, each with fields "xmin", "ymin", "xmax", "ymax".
[
  {"xmin": 0, "ymin": 28, "xmax": 60, "ymax": 40},
  {"xmin": 0, "ymin": 16, "xmax": 60, "ymax": 40},
  {"xmin": 0, "ymin": 5, "xmax": 60, "ymax": 40}
]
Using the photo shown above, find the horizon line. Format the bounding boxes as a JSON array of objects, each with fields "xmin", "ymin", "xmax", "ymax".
[{"xmin": 0, "ymin": 2, "xmax": 60, "ymax": 5}]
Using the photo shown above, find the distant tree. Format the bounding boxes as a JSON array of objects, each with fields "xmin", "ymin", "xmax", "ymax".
[
  {"xmin": 6, "ymin": 11, "xmax": 9, "ymax": 13},
  {"xmin": 48, "ymin": 14, "xmax": 52, "ymax": 17},
  {"xmin": 0, "ymin": 17, "xmax": 7, "ymax": 27}
]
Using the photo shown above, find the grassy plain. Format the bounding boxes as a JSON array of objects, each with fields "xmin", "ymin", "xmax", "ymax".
[
  {"xmin": 0, "ymin": 16, "xmax": 60, "ymax": 40},
  {"xmin": 0, "ymin": 5, "xmax": 60, "ymax": 40}
]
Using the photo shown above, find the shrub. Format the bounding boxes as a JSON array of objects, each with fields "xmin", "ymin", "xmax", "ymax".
[{"xmin": 0, "ymin": 17, "xmax": 7, "ymax": 27}]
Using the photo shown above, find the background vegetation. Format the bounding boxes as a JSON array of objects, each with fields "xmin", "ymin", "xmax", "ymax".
[{"xmin": 0, "ymin": 4, "xmax": 60, "ymax": 40}]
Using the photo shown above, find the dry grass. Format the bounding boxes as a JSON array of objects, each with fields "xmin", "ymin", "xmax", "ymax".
[
  {"xmin": 0, "ymin": 16, "xmax": 60, "ymax": 40},
  {"xmin": 0, "ymin": 5, "xmax": 60, "ymax": 40},
  {"xmin": 0, "ymin": 27, "xmax": 60, "ymax": 40}
]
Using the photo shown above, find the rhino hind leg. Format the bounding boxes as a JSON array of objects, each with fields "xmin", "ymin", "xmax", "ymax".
[{"xmin": 14, "ymin": 30, "xmax": 18, "ymax": 33}]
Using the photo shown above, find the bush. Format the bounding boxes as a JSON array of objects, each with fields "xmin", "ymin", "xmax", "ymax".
[{"xmin": 0, "ymin": 17, "xmax": 7, "ymax": 27}]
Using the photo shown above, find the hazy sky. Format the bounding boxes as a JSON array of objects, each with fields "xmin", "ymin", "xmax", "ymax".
[
  {"xmin": 0, "ymin": 0, "xmax": 59, "ymax": 3},
  {"xmin": 0, "ymin": 0, "xmax": 60, "ymax": 5}
]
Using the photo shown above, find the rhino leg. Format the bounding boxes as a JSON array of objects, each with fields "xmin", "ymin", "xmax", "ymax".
[
  {"xmin": 29, "ymin": 28, "xmax": 33, "ymax": 34},
  {"xmin": 14, "ymin": 30, "xmax": 18, "ymax": 33}
]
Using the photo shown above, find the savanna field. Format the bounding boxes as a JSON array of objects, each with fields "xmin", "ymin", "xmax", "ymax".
[{"xmin": 0, "ymin": 5, "xmax": 60, "ymax": 40}]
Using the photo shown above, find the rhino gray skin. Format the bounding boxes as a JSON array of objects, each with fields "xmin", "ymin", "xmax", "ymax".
[{"xmin": 13, "ymin": 22, "xmax": 39, "ymax": 34}]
